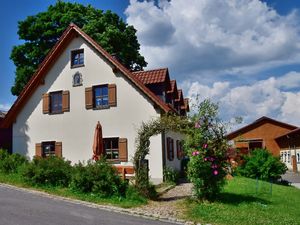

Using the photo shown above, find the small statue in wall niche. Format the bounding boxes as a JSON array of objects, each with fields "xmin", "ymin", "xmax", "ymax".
[{"xmin": 73, "ymin": 71, "xmax": 83, "ymax": 87}]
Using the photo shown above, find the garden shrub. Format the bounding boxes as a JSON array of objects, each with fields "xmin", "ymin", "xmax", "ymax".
[
  {"xmin": 163, "ymin": 166, "xmax": 179, "ymax": 183},
  {"xmin": 186, "ymin": 100, "xmax": 229, "ymax": 201},
  {"xmin": 124, "ymin": 185, "xmax": 147, "ymax": 203},
  {"xmin": 237, "ymin": 148, "xmax": 287, "ymax": 181},
  {"xmin": 0, "ymin": 149, "xmax": 9, "ymax": 161},
  {"xmin": 70, "ymin": 159, "xmax": 127, "ymax": 197},
  {"xmin": 180, "ymin": 157, "xmax": 189, "ymax": 176},
  {"xmin": 22, "ymin": 156, "xmax": 72, "ymax": 187},
  {"xmin": 0, "ymin": 149, "xmax": 28, "ymax": 173}
]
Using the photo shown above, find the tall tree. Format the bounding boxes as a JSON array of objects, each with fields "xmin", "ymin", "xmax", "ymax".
[{"xmin": 10, "ymin": 1, "xmax": 147, "ymax": 96}]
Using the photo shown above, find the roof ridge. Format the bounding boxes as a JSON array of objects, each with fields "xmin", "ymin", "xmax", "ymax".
[
  {"xmin": 132, "ymin": 68, "xmax": 168, "ymax": 73},
  {"xmin": 226, "ymin": 116, "xmax": 298, "ymax": 139}
]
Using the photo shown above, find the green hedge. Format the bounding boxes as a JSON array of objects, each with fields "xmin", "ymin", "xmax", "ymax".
[
  {"xmin": 0, "ymin": 149, "xmax": 28, "ymax": 173},
  {"xmin": 22, "ymin": 156, "xmax": 72, "ymax": 187},
  {"xmin": 0, "ymin": 152, "xmax": 142, "ymax": 199},
  {"xmin": 70, "ymin": 159, "xmax": 127, "ymax": 197}
]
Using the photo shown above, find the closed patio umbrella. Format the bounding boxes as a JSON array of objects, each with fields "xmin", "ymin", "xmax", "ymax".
[{"xmin": 92, "ymin": 121, "xmax": 103, "ymax": 161}]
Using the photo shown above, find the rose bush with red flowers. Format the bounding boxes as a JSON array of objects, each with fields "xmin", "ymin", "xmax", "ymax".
[{"xmin": 186, "ymin": 100, "xmax": 229, "ymax": 201}]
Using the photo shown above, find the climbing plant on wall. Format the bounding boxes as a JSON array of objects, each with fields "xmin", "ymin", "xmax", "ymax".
[
  {"xmin": 133, "ymin": 99, "xmax": 230, "ymax": 201},
  {"xmin": 133, "ymin": 115, "xmax": 191, "ymax": 197}
]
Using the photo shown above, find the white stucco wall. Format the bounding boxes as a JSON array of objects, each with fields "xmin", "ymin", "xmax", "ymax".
[
  {"xmin": 280, "ymin": 149, "xmax": 300, "ymax": 172},
  {"xmin": 13, "ymin": 36, "xmax": 165, "ymax": 181},
  {"xmin": 165, "ymin": 131, "xmax": 185, "ymax": 172}
]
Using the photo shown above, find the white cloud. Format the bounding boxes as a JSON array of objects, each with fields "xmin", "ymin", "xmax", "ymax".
[
  {"xmin": 186, "ymin": 73, "xmax": 300, "ymax": 128},
  {"xmin": 0, "ymin": 103, "xmax": 11, "ymax": 112},
  {"xmin": 126, "ymin": 0, "xmax": 300, "ymax": 79},
  {"xmin": 276, "ymin": 71, "xmax": 300, "ymax": 89},
  {"xmin": 280, "ymin": 92, "xmax": 300, "ymax": 125},
  {"xmin": 126, "ymin": 0, "xmax": 300, "ymax": 128}
]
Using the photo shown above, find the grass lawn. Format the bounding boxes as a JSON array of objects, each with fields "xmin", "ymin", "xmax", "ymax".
[
  {"xmin": 182, "ymin": 176, "xmax": 300, "ymax": 225},
  {"xmin": 0, "ymin": 172, "xmax": 147, "ymax": 208}
]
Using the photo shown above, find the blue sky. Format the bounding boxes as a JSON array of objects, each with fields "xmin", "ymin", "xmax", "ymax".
[
  {"xmin": 1, "ymin": 0, "xmax": 300, "ymax": 126},
  {"xmin": 0, "ymin": 0, "xmax": 129, "ymax": 108}
]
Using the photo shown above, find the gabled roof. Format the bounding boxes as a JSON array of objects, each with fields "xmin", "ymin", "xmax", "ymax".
[
  {"xmin": 176, "ymin": 89, "xmax": 183, "ymax": 102},
  {"xmin": 168, "ymin": 80, "xmax": 177, "ymax": 94},
  {"xmin": 275, "ymin": 128, "xmax": 300, "ymax": 140},
  {"xmin": 133, "ymin": 68, "xmax": 168, "ymax": 85},
  {"xmin": 1, "ymin": 24, "xmax": 172, "ymax": 128},
  {"xmin": 182, "ymin": 98, "xmax": 190, "ymax": 112},
  {"xmin": 226, "ymin": 116, "xmax": 298, "ymax": 140}
]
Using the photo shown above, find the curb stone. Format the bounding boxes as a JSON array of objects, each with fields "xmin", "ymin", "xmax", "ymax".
[{"xmin": 0, "ymin": 183, "xmax": 199, "ymax": 224}]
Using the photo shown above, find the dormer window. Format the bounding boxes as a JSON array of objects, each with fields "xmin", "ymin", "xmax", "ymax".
[{"xmin": 71, "ymin": 49, "xmax": 84, "ymax": 68}]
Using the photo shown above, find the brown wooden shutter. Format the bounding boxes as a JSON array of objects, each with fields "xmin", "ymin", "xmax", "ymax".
[
  {"xmin": 166, "ymin": 137, "xmax": 170, "ymax": 161},
  {"xmin": 171, "ymin": 139, "xmax": 174, "ymax": 161},
  {"xmin": 119, "ymin": 138, "xmax": 128, "ymax": 162},
  {"xmin": 42, "ymin": 93, "xmax": 50, "ymax": 114},
  {"xmin": 62, "ymin": 91, "xmax": 70, "ymax": 112},
  {"xmin": 176, "ymin": 140, "xmax": 180, "ymax": 160},
  {"xmin": 55, "ymin": 142, "xmax": 62, "ymax": 158},
  {"xmin": 35, "ymin": 143, "xmax": 42, "ymax": 157},
  {"xmin": 85, "ymin": 87, "xmax": 93, "ymax": 109},
  {"xmin": 108, "ymin": 84, "xmax": 117, "ymax": 107}
]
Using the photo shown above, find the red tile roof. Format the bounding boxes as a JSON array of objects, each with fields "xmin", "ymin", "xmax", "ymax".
[
  {"xmin": 134, "ymin": 70, "xmax": 189, "ymax": 113},
  {"xmin": 182, "ymin": 98, "xmax": 190, "ymax": 112},
  {"xmin": 133, "ymin": 68, "xmax": 168, "ymax": 84},
  {"xmin": 176, "ymin": 89, "xmax": 183, "ymax": 102},
  {"xmin": 168, "ymin": 80, "xmax": 177, "ymax": 93}
]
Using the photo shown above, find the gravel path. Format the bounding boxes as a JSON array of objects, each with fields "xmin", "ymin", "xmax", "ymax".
[{"xmin": 135, "ymin": 182, "xmax": 193, "ymax": 219}]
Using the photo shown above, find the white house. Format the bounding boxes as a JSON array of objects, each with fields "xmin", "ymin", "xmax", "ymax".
[{"xmin": 2, "ymin": 24, "xmax": 189, "ymax": 183}]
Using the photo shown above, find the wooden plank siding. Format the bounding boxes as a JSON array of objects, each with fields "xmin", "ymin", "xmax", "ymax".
[{"xmin": 231, "ymin": 122, "xmax": 296, "ymax": 156}]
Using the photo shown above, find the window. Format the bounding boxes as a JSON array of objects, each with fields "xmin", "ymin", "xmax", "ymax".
[
  {"xmin": 42, "ymin": 142, "xmax": 55, "ymax": 157},
  {"xmin": 288, "ymin": 152, "xmax": 290, "ymax": 163},
  {"xmin": 284, "ymin": 152, "xmax": 287, "ymax": 162},
  {"xmin": 297, "ymin": 152, "xmax": 300, "ymax": 163},
  {"xmin": 249, "ymin": 140, "xmax": 263, "ymax": 150},
  {"xmin": 36, "ymin": 142, "xmax": 62, "ymax": 158},
  {"xmin": 43, "ymin": 91, "xmax": 69, "ymax": 114},
  {"xmin": 85, "ymin": 84, "xmax": 116, "ymax": 110},
  {"xmin": 71, "ymin": 49, "xmax": 84, "ymax": 68},
  {"xmin": 103, "ymin": 138, "xmax": 119, "ymax": 160},
  {"xmin": 50, "ymin": 91, "xmax": 63, "ymax": 113},
  {"xmin": 94, "ymin": 85, "xmax": 109, "ymax": 108}
]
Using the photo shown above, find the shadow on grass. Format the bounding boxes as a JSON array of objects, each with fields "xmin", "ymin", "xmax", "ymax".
[{"xmin": 217, "ymin": 192, "xmax": 270, "ymax": 205}]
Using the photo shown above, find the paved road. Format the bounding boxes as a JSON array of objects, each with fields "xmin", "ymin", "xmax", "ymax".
[
  {"xmin": 281, "ymin": 171, "xmax": 300, "ymax": 189},
  {"xmin": 0, "ymin": 185, "xmax": 177, "ymax": 225}
]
